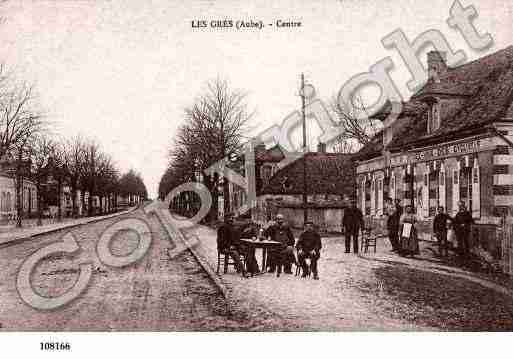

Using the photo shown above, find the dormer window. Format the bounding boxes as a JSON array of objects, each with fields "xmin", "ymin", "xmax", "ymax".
[{"xmin": 427, "ymin": 101, "xmax": 441, "ymax": 134}]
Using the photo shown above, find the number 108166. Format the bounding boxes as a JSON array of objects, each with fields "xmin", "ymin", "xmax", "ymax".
[{"xmin": 40, "ymin": 342, "xmax": 71, "ymax": 351}]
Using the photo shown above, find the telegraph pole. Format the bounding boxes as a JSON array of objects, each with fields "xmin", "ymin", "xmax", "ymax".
[{"xmin": 301, "ymin": 73, "xmax": 308, "ymax": 225}]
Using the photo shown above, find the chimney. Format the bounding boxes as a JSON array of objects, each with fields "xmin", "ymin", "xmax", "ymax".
[
  {"xmin": 317, "ymin": 142, "xmax": 327, "ymax": 153},
  {"xmin": 254, "ymin": 142, "xmax": 266, "ymax": 156},
  {"xmin": 427, "ymin": 51, "xmax": 447, "ymax": 83}
]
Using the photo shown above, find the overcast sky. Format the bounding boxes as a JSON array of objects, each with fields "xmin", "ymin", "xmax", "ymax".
[{"xmin": 1, "ymin": 0, "xmax": 512, "ymax": 197}]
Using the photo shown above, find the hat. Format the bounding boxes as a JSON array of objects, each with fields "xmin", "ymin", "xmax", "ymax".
[{"xmin": 276, "ymin": 214, "xmax": 284, "ymax": 220}]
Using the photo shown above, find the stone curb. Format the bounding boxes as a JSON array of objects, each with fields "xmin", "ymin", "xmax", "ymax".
[
  {"xmin": 153, "ymin": 210, "xmax": 229, "ymax": 298},
  {"xmin": 0, "ymin": 207, "xmax": 138, "ymax": 248}
]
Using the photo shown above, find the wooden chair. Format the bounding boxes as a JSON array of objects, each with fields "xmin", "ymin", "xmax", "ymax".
[
  {"xmin": 216, "ymin": 249, "xmax": 245, "ymax": 274},
  {"xmin": 294, "ymin": 255, "xmax": 311, "ymax": 277},
  {"xmin": 361, "ymin": 228, "xmax": 377, "ymax": 253}
]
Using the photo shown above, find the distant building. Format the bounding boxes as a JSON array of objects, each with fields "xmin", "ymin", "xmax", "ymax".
[
  {"xmin": 228, "ymin": 142, "xmax": 355, "ymax": 231},
  {"xmin": 0, "ymin": 173, "xmax": 38, "ymax": 220}
]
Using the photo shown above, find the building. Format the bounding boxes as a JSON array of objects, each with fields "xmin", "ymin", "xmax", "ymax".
[
  {"xmin": 229, "ymin": 142, "xmax": 355, "ymax": 231},
  {"xmin": 0, "ymin": 173, "xmax": 38, "ymax": 221},
  {"xmin": 355, "ymin": 46, "xmax": 513, "ymax": 254}
]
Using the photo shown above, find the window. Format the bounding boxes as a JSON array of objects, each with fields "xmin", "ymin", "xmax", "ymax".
[
  {"xmin": 432, "ymin": 102, "xmax": 440, "ymax": 131},
  {"xmin": 453, "ymin": 170, "xmax": 459, "ymax": 185},
  {"xmin": 428, "ymin": 101, "xmax": 441, "ymax": 133}
]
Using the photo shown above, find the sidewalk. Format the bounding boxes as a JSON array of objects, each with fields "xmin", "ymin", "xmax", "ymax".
[
  {"xmin": 0, "ymin": 208, "xmax": 137, "ymax": 247},
  {"xmin": 175, "ymin": 215, "xmax": 513, "ymax": 330}
]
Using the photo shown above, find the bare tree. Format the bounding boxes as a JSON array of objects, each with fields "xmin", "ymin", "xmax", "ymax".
[
  {"xmin": 61, "ymin": 135, "xmax": 86, "ymax": 217},
  {"xmin": 80, "ymin": 139, "xmax": 102, "ymax": 217},
  {"xmin": 330, "ymin": 94, "xmax": 381, "ymax": 152},
  {"xmin": 0, "ymin": 81, "xmax": 45, "ymax": 157},
  {"xmin": 0, "ymin": 78, "xmax": 46, "ymax": 227},
  {"xmin": 177, "ymin": 78, "xmax": 255, "ymax": 217},
  {"xmin": 28, "ymin": 134, "xmax": 55, "ymax": 225}
]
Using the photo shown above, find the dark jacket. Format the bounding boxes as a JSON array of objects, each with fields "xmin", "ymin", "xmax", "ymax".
[
  {"xmin": 387, "ymin": 210, "xmax": 401, "ymax": 231},
  {"xmin": 342, "ymin": 206, "xmax": 364, "ymax": 232},
  {"xmin": 453, "ymin": 210, "xmax": 474, "ymax": 235},
  {"xmin": 264, "ymin": 224, "xmax": 295, "ymax": 247},
  {"xmin": 433, "ymin": 213, "xmax": 452, "ymax": 233},
  {"xmin": 296, "ymin": 230, "xmax": 322, "ymax": 252},
  {"xmin": 217, "ymin": 223, "xmax": 238, "ymax": 252}
]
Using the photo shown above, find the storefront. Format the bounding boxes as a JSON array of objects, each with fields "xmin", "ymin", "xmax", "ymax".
[{"xmin": 357, "ymin": 129, "xmax": 513, "ymax": 241}]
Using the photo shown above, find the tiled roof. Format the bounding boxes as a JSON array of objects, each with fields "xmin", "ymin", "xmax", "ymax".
[
  {"xmin": 354, "ymin": 130, "xmax": 384, "ymax": 161},
  {"xmin": 261, "ymin": 152, "xmax": 355, "ymax": 195},
  {"xmin": 255, "ymin": 144, "xmax": 286, "ymax": 162},
  {"xmin": 358, "ymin": 45, "xmax": 513, "ymax": 156}
]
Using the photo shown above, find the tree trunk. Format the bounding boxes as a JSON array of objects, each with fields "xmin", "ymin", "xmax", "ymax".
[
  {"xmin": 71, "ymin": 183, "xmax": 78, "ymax": 218},
  {"xmin": 37, "ymin": 181, "xmax": 42, "ymax": 226},
  {"xmin": 88, "ymin": 188, "xmax": 93, "ymax": 217},
  {"xmin": 57, "ymin": 177, "xmax": 62, "ymax": 222},
  {"xmin": 16, "ymin": 172, "xmax": 23, "ymax": 228},
  {"xmin": 80, "ymin": 189, "xmax": 86, "ymax": 217}
]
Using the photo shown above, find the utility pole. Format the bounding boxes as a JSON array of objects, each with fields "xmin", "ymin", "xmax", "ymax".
[{"xmin": 301, "ymin": 73, "xmax": 308, "ymax": 225}]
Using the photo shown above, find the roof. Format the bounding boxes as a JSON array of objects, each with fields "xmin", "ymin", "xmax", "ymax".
[
  {"xmin": 255, "ymin": 144, "xmax": 287, "ymax": 162},
  {"xmin": 358, "ymin": 45, "xmax": 513, "ymax": 156},
  {"xmin": 354, "ymin": 130, "xmax": 384, "ymax": 161},
  {"xmin": 261, "ymin": 152, "xmax": 355, "ymax": 196}
]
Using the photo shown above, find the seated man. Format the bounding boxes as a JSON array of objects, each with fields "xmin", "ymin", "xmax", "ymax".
[
  {"xmin": 238, "ymin": 221, "xmax": 260, "ymax": 275},
  {"xmin": 296, "ymin": 221, "xmax": 321, "ymax": 280},
  {"xmin": 217, "ymin": 213, "xmax": 247, "ymax": 278},
  {"xmin": 264, "ymin": 214, "xmax": 295, "ymax": 276}
]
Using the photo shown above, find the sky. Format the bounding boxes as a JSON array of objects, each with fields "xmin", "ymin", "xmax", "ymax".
[{"xmin": 0, "ymin": 0, "xmax": 512, "ymax": 198}]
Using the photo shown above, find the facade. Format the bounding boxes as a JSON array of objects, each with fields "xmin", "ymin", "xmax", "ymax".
[
  {"xmin": 356, "ymin": 47, "xmax": 513, "ymax": 250},
  {"xmin": 0, "ymin": 174, "xmax": 38, "ymax": 220}
]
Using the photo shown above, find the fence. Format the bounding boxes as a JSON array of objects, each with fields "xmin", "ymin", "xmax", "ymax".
[{"xmin": 499, "ymin": 216, "xmax": 513, "ymax": 275}]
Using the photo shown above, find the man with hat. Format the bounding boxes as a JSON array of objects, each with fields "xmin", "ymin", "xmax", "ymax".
[
  {"xmin": 342, "ymin": 198, "xmax": 364, "ymax": 254},
  {"xmin": 296, "ymin": 221, "xmax": 321, "ymax": 279},
  {"xmin": 263, "ymin": 213, "xmax": 296, "ymax": 276},
  {"xmin": 217, "ymin": 212, "xmax": 247, "ymax": 278}
]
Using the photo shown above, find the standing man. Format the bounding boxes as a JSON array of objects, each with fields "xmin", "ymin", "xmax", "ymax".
[
  {"xmin": 217, "ymin": 213, "xmax": 247, "ymax": 278},
  {"xmin": 433, "ymin": 206, "xmax": 452, "ymax": 257},
  {"xmin": 386, "ymin": 198, "xmax": 400, "ymax": 252},
  {"xmin": 395, "ymin": 198, "xmax": 403, "ymax": 217},
  {"xmin": 453, "ymin": 201, "xmax": 474, "ymax": 258},
  {"xmin": 342, "ymin": 199, "xmax": 364, "ymax": 254},
  {"xmin": 264, "ymin": 213, "xmax": 296, "ymax": 276},
  {"xmin": 296, "ymin": 221, "xmax": 322, "ymax": 280}
]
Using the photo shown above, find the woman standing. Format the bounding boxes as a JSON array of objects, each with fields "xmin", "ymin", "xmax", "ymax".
[{"xmin": 398, "ymin": 205, "xmax": 420, "ymax": 257}]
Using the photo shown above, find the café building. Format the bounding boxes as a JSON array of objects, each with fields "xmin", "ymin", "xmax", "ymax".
[{"xmin": 355, "ymin": 47, "xmax": 513, "ymax": 242}]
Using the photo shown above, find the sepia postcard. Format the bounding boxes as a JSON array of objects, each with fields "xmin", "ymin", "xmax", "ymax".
[{"xmin": 1, "ymin": 0, "xmax": 512, "ymax": 356}]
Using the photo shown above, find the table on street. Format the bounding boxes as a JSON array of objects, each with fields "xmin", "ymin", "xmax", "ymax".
[{"xmin": 238, "ymin": 238, "xmax": 281, "ymax": 273}]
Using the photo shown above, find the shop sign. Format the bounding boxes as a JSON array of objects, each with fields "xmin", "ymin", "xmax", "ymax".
[
  {"xmin": 412, "ymin": 139, "xmax": 481, "ymax": 162},
  {"xmin": 356, "ymin": 158, "xmax": 385, "ymax": 174}
]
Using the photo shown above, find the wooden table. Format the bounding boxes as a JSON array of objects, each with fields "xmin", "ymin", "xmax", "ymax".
[{"xmin": 238, "ymin": 238, "xmax": 281, "ymax": 273}]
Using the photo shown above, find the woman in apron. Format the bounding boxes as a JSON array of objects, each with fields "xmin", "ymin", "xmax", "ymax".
[{"xmin": 398, "ymin": 205, "xmax": 420, "ymax": 257}]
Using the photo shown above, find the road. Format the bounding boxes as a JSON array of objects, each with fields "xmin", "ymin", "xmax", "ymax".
[
  {"xmin": 2, "ymin": 207, "xmax": 513, "ymax": 331},
  {"xmin": 0, "ymin": 208, "xmax": 265, "ymax": 331}
]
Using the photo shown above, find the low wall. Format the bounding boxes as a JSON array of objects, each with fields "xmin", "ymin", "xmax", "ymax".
[{"xmin": 276, "ymin": 206, "xmax": 344, "ymax": 233}]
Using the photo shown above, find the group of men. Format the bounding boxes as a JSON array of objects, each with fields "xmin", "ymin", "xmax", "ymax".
[
  {"xmin": 216, "ymin": 213, "xmax": 322, "ymax": 280},
  {"xmin": 217, "ymin": 199, "xmax": 475, "ymax": 281},
  {"xmin": 340, "ymin": 197, "xmax": 475, "ymax": 258},
  {"xmin": 433, "ymin": 201, "xmax": 474, "ymax": 258},
  {"xmin": 384, "ymin": 198, "xmax": 474, "ymax": 258}
]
